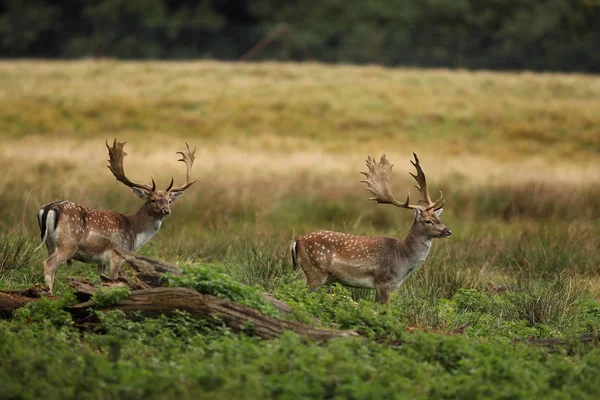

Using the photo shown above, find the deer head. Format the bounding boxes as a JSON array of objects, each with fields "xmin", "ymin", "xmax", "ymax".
[
  {"xmin": 361, "ymin": 153, "xmax": 451, "ymax": 239},
  {"xmin": 106, "ymin": 139, "xmax": 196, "ymax": 217}
]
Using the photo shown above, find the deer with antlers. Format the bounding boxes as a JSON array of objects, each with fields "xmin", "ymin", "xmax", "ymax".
[
  {"xmin": 36, "ymin": 139, "xmax": 196, "ymax": 294},
  {"xmin": 292, "ymin": 153, "xmax": 451, "ymax": 304}
]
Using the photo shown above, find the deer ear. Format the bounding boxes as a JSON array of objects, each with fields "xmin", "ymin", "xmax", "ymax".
[
  {"xmin": 435, "ymin": 208, "xmax": 443, "ymax": 217},
  {"xmin": 413, "ymin": 208, "xmax": 423, "ymax": 220},
  {"xmin": 132, "ymin": 187, "xmax": 150, "ymax": 200},
  {"xmin": 169, "ymin": 191, "xmax": 185, "ymax": 202}
]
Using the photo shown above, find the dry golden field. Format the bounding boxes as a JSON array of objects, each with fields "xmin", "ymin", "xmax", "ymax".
[{"xmin": 2, "ymin": 62, "xmax": 599, "ymax": 200}]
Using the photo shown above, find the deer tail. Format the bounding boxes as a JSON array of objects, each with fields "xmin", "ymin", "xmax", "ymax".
[
  {"xmin": 34, "ymin": 206, "xmax": 58, "ymax": 252},
  {"xmin": 291, "ymin": 240, "xmax": 299, "ymax": 270}
]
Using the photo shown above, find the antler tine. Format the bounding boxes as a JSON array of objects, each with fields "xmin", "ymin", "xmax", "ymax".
[
  {"xmin": 106, "ymin": 138, "xmax": 154, "ymax": 192},
  {"xmin": 360, "ymin": 154, "xmax": 420, "ymax": 209},
  {"xmin": 432, "ymin": 189, "xmax": 445, "ymax": 210},
  {"xmin": 409, "ymin": 152, "xmax": 432, "ymax": 206},
  {"xmin": 168, "ymin": 142, "xmax": 197, "ymax": 192},
  {"xmin": 409, "ymin": 152, "xmax": 444, "ymax": 210},
  {"xmin": 165, "ymin": 176, "xmax": 174, "ymax": 191}
]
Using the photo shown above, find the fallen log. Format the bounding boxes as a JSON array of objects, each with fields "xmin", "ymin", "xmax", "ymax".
[
  {"xmin": 69, "ymin": 286, "xmax": 357, "ymax": 341},
  {"xmin": 516, "ymin": 332, "xmax": 600, "ymax": 347},
  {"xmin": 66, "ymin": 250, "xmax": 176, "ymax": 302},
  {"xmin": 114, "ymin": 249, "xmax": 180, "ymax": 287},
  {"xmin": 262, "ymin": 293, "xmax": 293, "ymax": 314},
  {"xmin": 113, "ymin": 251, "xmax": 292, "ymax": 313},
  {"xmin": 69, "ymin": 276, "xmax": 149, "ymax": 303},
  {"xmin": 0, "ymin": 284, "xmax": 46, "ymax": 318}
]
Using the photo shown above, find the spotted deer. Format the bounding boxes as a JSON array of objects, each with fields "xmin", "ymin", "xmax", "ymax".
[
  {"xmin": 291, "ymin": 153, "xmax": 451, "ymax": 304},
  {"xmin": 36, "ymin": 139, "xmax": 196, "ymax": 293}
]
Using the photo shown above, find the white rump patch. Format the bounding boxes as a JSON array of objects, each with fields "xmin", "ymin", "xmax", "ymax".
[{"xmin": 46, "ymin": 210, "xmax": 59, "ymax": 248}]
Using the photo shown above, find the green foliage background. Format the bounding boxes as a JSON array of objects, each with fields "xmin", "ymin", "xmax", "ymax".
[{"xmin": 1, "ymin": 0, "xmax": 599, "ymax": 71}]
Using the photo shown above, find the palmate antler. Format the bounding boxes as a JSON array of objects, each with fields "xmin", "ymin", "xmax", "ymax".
[
  {"xmin": 409, "ymin": 153, "xmax": 444, "ymax": 209},
  {"xmin": 360, "ymin": 153, "xmax": 444, "ymax": 210},
  {"xmin": 166, "ymin": 142, "xmax": 197, "ymax": 193},
  {"xmin": 107, "ymin": 139, "xmax": 197, "ymax": 193},
  {"xmin": 106, "ymin": 138, "xmax": 156, "ymax": 192}
]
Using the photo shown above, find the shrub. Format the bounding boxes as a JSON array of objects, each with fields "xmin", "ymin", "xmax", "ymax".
[
  {"xmin": 91, "ymin": 286, "xmax": 131, "ymax": 308},
  {"xmin": 166, "ymin": 263, "xmax": 279, "ymax": 317},
  {"xmin": 12, "ymin": 295, "xmax": 75, "ymax": 328}
]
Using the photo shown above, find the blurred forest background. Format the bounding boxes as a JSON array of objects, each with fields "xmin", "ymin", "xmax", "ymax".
[{"xmin": 1, "ymin": 0, "xmax": 600, "ymax": 72}]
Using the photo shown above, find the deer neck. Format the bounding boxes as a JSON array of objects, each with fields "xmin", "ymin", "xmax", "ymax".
[
  {"xmin": 400, "ymin": 224, "xmax": 433, "ymax": 266},
  {"xmin": 127, "ymin": 203, "xmax": 166, "ymax": 250}
]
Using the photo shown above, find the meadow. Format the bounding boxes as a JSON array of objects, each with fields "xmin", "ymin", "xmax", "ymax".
[{"xmin": 1, "ymin": 61, "xmax": 600, "ymax": 399}]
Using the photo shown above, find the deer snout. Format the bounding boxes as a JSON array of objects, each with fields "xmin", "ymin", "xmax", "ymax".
[
  {"xmin": 442, "ymin": 228, "xmax": 452, "ymax": 237},
  {"xmin": 161, "ymin": 208, "xmax": 171, "ymax": 215}
]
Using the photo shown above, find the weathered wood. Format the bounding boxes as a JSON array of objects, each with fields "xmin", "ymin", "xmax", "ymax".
[
  {"xmin": 113, "ymin": 251, "xmax": 293, "ymax": 314},
  {"xmin": 516, "ymin": 333, "xmax": 600, "ymax": 347},
  {"xmin": 69, "ymin": 251, "xmax": 294, "ymax": 315},
  {"xmin": 67, "ymin": 251, "xmax": 174, "ymax": 301},
  {"xmin": 70, "ymin": 287, "xmax": 358, "ymax": 340},
  {"xmin": 262, "ymin": 292, "xmax": 293, "ymax": 314},
  {"xmin": 114, "ymin": 249, "xmax": 180, "ymax": 287},
  {"xmin": 0, "ymin": 293, "xmax": 36, "ymax": 317},
  {"xmin": 69, "ymin": 277, "xmax": 149, "ymax": 303},
  {"xmin": 0, "ymin": 284, "xmax": 45, "ymax": 318}
]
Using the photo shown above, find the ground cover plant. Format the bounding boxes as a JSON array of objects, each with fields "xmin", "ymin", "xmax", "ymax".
[{"xmin": 0, "ymin": 61, "xmax": 599, "ymax": 399}]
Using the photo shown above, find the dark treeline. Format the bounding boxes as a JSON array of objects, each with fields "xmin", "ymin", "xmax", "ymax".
[{"xmin": 1, "ymin": 0, "xmax": 599, "ymax": 72}]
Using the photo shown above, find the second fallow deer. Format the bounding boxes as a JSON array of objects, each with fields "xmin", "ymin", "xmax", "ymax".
[
  {"xmin": 292, "ymin": 153, "xmax": 451, "ymax": 304},
  {"xmin": 37, "ymin": 139, "xmax": 197, "ymax": 293}
]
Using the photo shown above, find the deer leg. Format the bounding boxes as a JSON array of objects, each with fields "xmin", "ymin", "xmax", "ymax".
[
  {"xmin": 43, "ymin": 247, "xmax": 76, "ymax": 294},
  {"xmin": 45, "ymin": 241, "xmax": 55, "ymax": 256},
  {"xmin": 305, "ymin": 269, "xmax": 329, "ymax": 292},
  {"xmin": 108, "ymin": 251, "xmax": 125, "ymax": 280},
  {"xmin": 297, "ymin": 249, "xmax": 329, "ymax": 292},
  {"xmin": 375, "ymin": 284, "xmax": 391, "ymax": 305}
]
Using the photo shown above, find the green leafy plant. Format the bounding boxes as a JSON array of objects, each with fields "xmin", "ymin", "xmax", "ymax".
[
  {"xmin": 91, "ymin": 286, "xmax": 131, "ymax": 308},
  {"xmin": 166, "ymin": 264, "xmax": 279, "ymax": 317},
  {"xmin": 12, "ymin": 294, "xmax": 75, "ymax": 328}
]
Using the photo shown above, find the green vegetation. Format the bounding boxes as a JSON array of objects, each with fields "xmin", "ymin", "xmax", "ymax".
[
  {"xmin": 4, "ymin": 319, "xmax": 600, "ymax": 400},
  {"xmin": 166, "ymin": 264, "xmax": 280, "ymax": 317},
  {"xmin": 1, "ymin": 1, "xmax": 599, "ymax": 72},
  {"xmin": 0, "ymin": 61, "xmax": 599, "ymax": 398},
  {"xmin": 91, "ymin": 286, "xmax": 132, "ymax": 308}
]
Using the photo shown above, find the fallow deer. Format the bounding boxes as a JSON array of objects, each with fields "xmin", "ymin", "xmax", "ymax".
[
  {"xmin": 291, "ymin": 153, "xmax": 451, "ymax": 304},
  {"xmin": 36, "ymin": 139, "xmax": 196, "ymax": 293}
]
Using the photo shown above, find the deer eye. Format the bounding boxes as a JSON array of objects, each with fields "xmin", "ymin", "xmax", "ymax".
[
  {"xmin": 425, "ymin": 220, "xmax": 433, "ymax": 225},
  {"xmin": 150, "ymin": 199, "xmax": 157, "ymax": 204}
]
